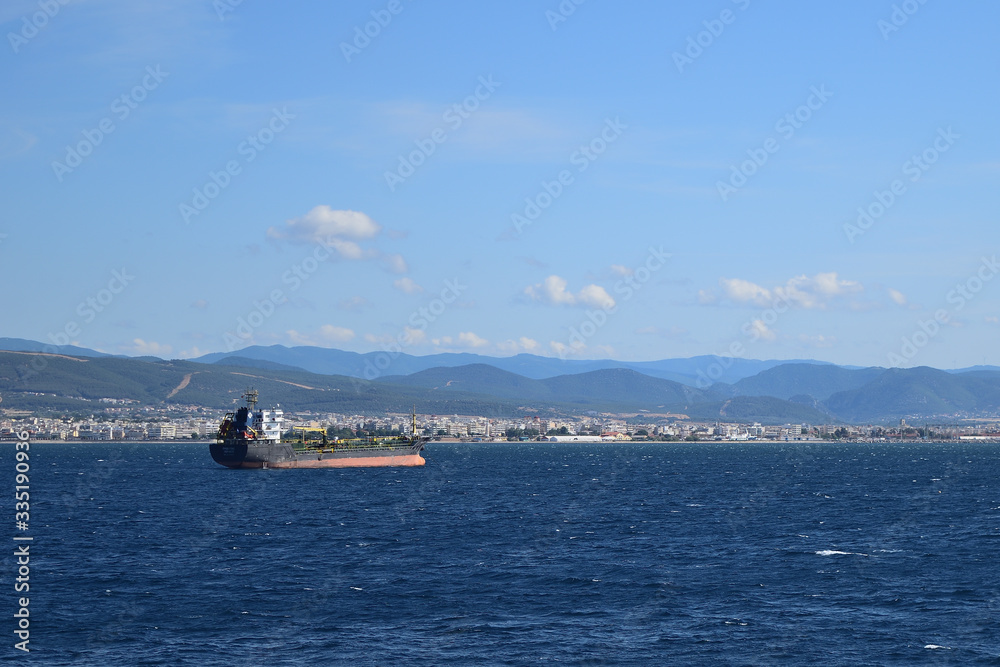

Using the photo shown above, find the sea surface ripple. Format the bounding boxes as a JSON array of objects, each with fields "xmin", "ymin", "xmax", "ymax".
[{"xmin": 10, "ymin": 441, "xmax": 1000, "ymax": 665}]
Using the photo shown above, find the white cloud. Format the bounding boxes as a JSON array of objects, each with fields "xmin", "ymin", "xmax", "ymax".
[
  {"xmin": 338, "ymin": 296, "xmax": 369, "ymax": 311},
  {"xmin": 577, "ymin": 284, "xmax": 616, "ymax": 310},
  {"xmin": 697, "ymin": 289, "xmax": 718, "ymax": 305},
  {"xmin": 747, "ymin": 320, "xmax": 776, "ymax": 341},
  {"xmin": 457, "ymin": 331, "xmax": 489, "ymax": 348},
  {"xmin": 393, "ymin": 277, "xmax": 423, "ymax": 294},
  {"xmin": 635, "ymin": 326, "xmax": 688, "ymax": 339},
  {"xmin": 382, "ymin": 253, "xmax": 409, "ymax": 274},
  {"xmin": 714, "ymin": 273, "xmax": 863, "ymax": 310},
  {"xmin": 286, "ymin": 326, "xmax": 355, "ymax": 346},
  {"xmin": 126, "ymin": 338, "xmax": 173, "ymax": 357},
  {"xmin": 888, "ymin": 288, "xmax": 908, "ymax": 306},
  {"xmin": 525, "ymin": 275, "xmax": 576, "ymax": 305},
  {"xmin": 318, "ymin": 325, "xmax": 355, "ymax": 342},
  {"xmin": 610, "ymin": 264, "xmax": 632, "ymax": 277},
  {"xmin": 433, "ymin": 331, "xmax": 489, "ymax": 349},
  {"xmin": 268, "ymin": 206, "xmax": 381, "ymax": 244},
  {"xmin": 324, "ymin": 238, "xmax": 364, "ymax": 260},
  {"xmin": 497, "ymin": 337, "xmax": 540, "ymax": 354},
  {"xmin": 549, "ymin": 341, "xmax": 574, "ymax": 357},
  {"xmin": 525, "ymin": 275, "xmax": 616, "ymax": 310},
  {"xmin": 720, "ymin": 278, "xmax": 773, "ymax": 306},
  {"xmin": 798, "ymin": 334, "xmax": 835, "ymax": 348},
  {"xmin": 403, "ymin": 327, "xmax": 427, "ymax": 345}
]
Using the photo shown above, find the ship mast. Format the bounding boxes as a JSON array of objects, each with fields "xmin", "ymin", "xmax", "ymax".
[{"xmin": 243, "ymin": 388, "xmax": 258, "ymax": 411}]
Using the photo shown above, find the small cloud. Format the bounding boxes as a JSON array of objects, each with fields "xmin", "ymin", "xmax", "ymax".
[
  {"xmin": 720, "ymin": 278, "xmax": 773, "ymax": 306},
  {"xmin": 393, "ymin": 277, "xmax": 424, "ymax": 294},
  {"xmin": 178, "ymin": 346, "xmax": 206, "ymax": 359},
  {"xmin": 382, "ymin": 253, "xmax": 409, "ymax": 274},
  {"xmin": 520, "ymin": 257, "xmax": 549, "ymax": 269},
  {"xmin": 432, "ymin": 331, "xmax": 489, "ymax": 349},
  {"xmin": 590, "ymin": 344, "xmax": 615, "ymax": 357},
  {"xmin": 126, "ymin": 339, "xmax": 173, "ymax": 357},
  {"xmin": 402, "ymin": 327, "xmax": 427, "ymax": 345},
  {"xmin": 286, "ymin": 330, "xmax": 312, "ymax": 345},
  {"xmin": 635, "ymin": 325, "xmax": 688, "ymax": 339},
  {"xmin": 548, "ymin": 338, "xmax": 607, "ymax": 358},
  {"xmin": 497, "ymin": 337, "xmax": 541, "ymax": 354},
  {"xmin": 747, "ymin": 320, "xmax": 776, "ymax": 341},
  {"xmin": 986, "ymin": 316, "xmax": 999, "ymax": 324},
  {"xmin": 798, "ymin": 334, "xmax": 836, "ymax": 348},
  {"xmin": 577, "ymin": 284, "xmax": 615, "ymax": 310},
  {"xmin": 549, "ymin": 341, "xmax": 574, "ymax": 358},
  {"xmin": 713, "ymin": 273, "xmax": 863, "ymax": 310},
  {"xmin": 888, "ymin": 288, "xmax": 907, "ymax": 306},
  {"xmin": 0, "ymin": 128, "xmax": 37, "ymax": 160},
  {"xmin": 697, "ymin": 289, "xmax": 718, "ymax": 305},
  {"xmin": 286, "ymin": 325, "xmax": 355, "ymax": 346},
  {"xmin": 525, "ymin": 275, "xmax": 616, "ymax": 310},
  {"xmin": 268, "ymin": 206, "xmax": 381, "ymax": 244},
  {"xmin": 610, "ymin": 264, "xmax": 632, "ymax": 277},
  {"xmin": 338, "ymin": 296, "xmax": 369, "ymax": 312},
  {"xmin": 191, "ymin": 299, "xmax": 209, "ymax": 309},
  {"xmin": 318, "ymin": 325, "xmax": 355, "ymax": 342},
  {"xmin": 457, "ymin": 331, "xmax": 488, "ymax": 348}
]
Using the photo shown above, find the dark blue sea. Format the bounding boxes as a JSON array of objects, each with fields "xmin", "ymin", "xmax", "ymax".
[{"xmin": 5, "ymin": 441, "xmax": 1000, "ymax": 665}]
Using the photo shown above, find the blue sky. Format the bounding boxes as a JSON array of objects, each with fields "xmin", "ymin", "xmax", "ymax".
[{"xmin": 2, "ymin": 0, "xmax": 998, "ymax": 369}]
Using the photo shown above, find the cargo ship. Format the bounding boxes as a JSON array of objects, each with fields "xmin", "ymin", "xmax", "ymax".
[{"xmin": 210, "ymin": 389, "xmax": 427, "ymax": 469}]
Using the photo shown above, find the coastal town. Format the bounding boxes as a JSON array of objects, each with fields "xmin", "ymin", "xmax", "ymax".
[{"xmin": 3, "ymin": 403, "xmax": 999, "ymax": 443}]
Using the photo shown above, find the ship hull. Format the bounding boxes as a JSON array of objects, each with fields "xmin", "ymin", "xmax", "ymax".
[{"xmin": 210, "ymin": 440, "xmax": 426, "ymax": 469}]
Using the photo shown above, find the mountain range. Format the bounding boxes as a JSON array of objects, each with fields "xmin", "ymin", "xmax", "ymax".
[{"xmin": 1, "ymin": 338, "xmax": 999, "ymax": 423}]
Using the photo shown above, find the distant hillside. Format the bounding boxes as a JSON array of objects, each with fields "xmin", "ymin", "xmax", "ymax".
[
  {"xmin": 211, "ymin": 356, "xmax": 310, "ymax": 373},
  {"xmin": 0, "ymin": 337, "xmax": 113, "ymax": 358},
  {"xmin": 380, "ymin": 364, "xmax": 548, "ymax": 399},
  {"xmin": 685, "ymin": 396, "xmax": 832, "ymax": 424},
  {"xmin": 0, "ymin": 351, "xmax": 538, "ymax": 418},
  {"xmin": 540, "ymin": 368, "xmax": 705, "ymax": 407},
  {"xmin": 5, "ymin": 347, "xmax": 1000, "ymax": 424},
  {"xmin": 732, "ymin": 363, "xmax": 884, "ymax": 401},
  {"xmin": 379, "ymin": 365, "xmax": 706, "ymax": 407},
  {"xmin": 193, "ymin": 345, "xmax": 832, "ymax": 385},
  {"xmin": 823, "ymin": 367, "xmax": 1000, "ymax": 422}
]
